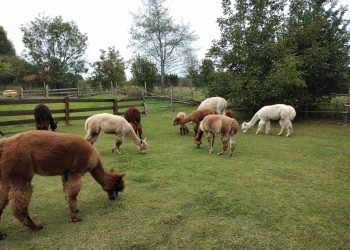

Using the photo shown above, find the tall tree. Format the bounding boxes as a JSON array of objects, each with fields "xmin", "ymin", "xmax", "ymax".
[
  {"xmin": 0, "ymin": 26, "xmax": 16, "ymax": 56},
  {"xmin": 130, "ymin": 56, "xmax": 158, "ymax": 89},
  {"xmin": 89, "ymin": 47, "xmax": 126, "ymax": 89},
  {"xmin": 21, "ymin": 13, "xmax": 88, "ymax": 89},
  {"xmin": 285, "ymin": 0, "xmax": 350, "ymax": 100},
  {"xmin": 128, "ymin": 0, "xmax": 198, "ymax": 91}
]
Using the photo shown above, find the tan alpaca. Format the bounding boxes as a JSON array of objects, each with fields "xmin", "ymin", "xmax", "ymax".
[
  {"xmin": 85, "ymin": 113, "xmax": 147, "ymax": 155},
  {"xmin": 0, "ymin": 130, "xmax": 125, "ymax": 240},
  {"xmin": 194, "ymin": 115, "xmax": 239, "ymax": 157},
  {"xmin": 173, "ymin": 108, "xmax": 218, "ymax": 136},
  {"xmin": 173, "ymin": 112, "xmax": 189, "ymax": 135}
]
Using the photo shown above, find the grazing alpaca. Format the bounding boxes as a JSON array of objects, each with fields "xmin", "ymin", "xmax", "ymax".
[
  {"xmin": 197, "ymin": 97, "xmax": 227, "ymax": 115},
  {"xmin": 241, "ymin": 104, "xmax": 296, "ymax": 137},
  {"xmin": 194, "ymin": 115, "xmax": 239, "ymax": 157},
  {"xmin": 173, "ymin": 108, "xmax": 219, "ymax": 136},
  {"xmin": 124, "ymin": 107, "xmax": 142, "ymax": 139},
  {"xmin": 173, "ymin": 112, "xmax": 189, "ymax": 135},
  {"xmin": 225, "ymin": 109, "xmax": 234, "ymax": 118},
  {"xmin": 0, "ymin": 130, "xmax": 125, "ymax": 240},
  {"xmin": 84, "ymin": 113, "xmax": 147, "ymax": 154},
  {"xmin": 34, "ymin": 104, "xmax": 58, "ymax": 131}
]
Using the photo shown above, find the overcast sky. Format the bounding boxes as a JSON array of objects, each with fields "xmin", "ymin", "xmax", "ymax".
[{"xmin": 1, "ymin": 0, "xmax": 350, "ymax": 79}]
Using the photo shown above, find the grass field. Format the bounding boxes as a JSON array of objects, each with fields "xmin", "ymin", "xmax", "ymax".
[{"xmin": 0, "ymin": 104, "xmax": 349, "ymax": 249}]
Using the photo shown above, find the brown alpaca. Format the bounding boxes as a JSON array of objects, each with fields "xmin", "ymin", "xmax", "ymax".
[
  {"xmin": 173, "ymin": 108, "xmax": 218, "ymax": 136},
  {"xmin": 34, "ymin": 104, "xmax": 58, "ymax": 131},
  {"xmin": 194, "ymin": 114, "xmax": 239, "ymax": 157},
  {"xmin": 173, "ymin": 112, "xmax": 189, "ymax": 135},
  {"xmin": 0, "ymin": 130, "xmax": 125, "ymax": 240},
  {"xmin": 124, "ymin": 107, "xmax": 143, "ymax": 139},
  {"xmin": 225, "ymin": 109, "xmax": 234, "ymax": 118}
]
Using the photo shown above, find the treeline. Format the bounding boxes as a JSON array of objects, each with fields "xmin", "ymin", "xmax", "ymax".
[{"xmin": 189, "ymin": 0, "xmax": 350, "ymax": 111}]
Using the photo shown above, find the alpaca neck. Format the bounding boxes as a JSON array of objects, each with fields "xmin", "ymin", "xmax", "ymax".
[
  {"xmin": 127, "ymin": 128, "xmax": 141, "ymax": 145},
  {"xmin": 181, "ymin": 116, "xmax": 193, "ymax": 123},
  {"xmin": 89, "ymin": 161, "xmax": 111, "ymax": 188},
  {"xmin": 245, "ymin": 113, "xmax": 260, "ymax": 128}
]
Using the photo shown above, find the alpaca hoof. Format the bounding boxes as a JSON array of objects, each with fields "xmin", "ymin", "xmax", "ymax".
[
  {"xmin": 0, "ymin": 233, "xmax": 7, "ymax": 240},
  {"xmin": 32, "ymin": 225, "xmax": 44, "ymax": 231},
  {"xmin": 72, "ymin": 217, "xmax": 82, "ymax": 222}
]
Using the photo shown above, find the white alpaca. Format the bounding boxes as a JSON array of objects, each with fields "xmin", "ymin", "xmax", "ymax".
[
  {"xmin": 84, "ymin": 113, "xmax": 147, "ymax": 154},
  {"xmin": 241, "ymin": 104, "xmax": 296, "ymax": 137},
  {"xmin": 197, "ymin": 97, "xmax": 227, "ymax": 115}
]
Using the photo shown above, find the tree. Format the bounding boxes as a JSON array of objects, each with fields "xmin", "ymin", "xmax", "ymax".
[
  {"xmin": 130, "ymin": 56, "xmax": 158, "ymax": 89},
  {"xmin": 0, "ymin": 26, "xmax": 16, "ymax": 56},
  {"xmin": 89, "ymin": 47, "xmax": 126, "ymax": 89},
  {"xmin": 128, "ymin": 0, "xmax": 198, "ymax": 91},
  {"xmin": 285, "ymin": 0, "xmax": 350, "ymax": 101},
  {"xmin": 21, "ymin": 13, "xmax": 88, "ymax": 89},
  {"xmin": 207, "ymin": 0, "xmax": 350, "ymax": 110}
]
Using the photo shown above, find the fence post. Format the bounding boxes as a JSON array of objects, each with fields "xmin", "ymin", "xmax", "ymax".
[
  {"xmin": 77, "ymin": 85, "xmax": 80, "ymax": 98},
  {"xmin": 20, "ymin": 88, "xmax": 23, "ymax": 99},
  {"xmin": 45, "ymin": 85, "xmax": 49, "ymax": 98},
  {"xmin": 112, "ymin": 99, "xmax": 118, "ymax": 115},
  {"xmin": 171, "ymin": 85, "xmax": 174, "ymax": 112},
  {"xmin": 64, "ymin": 97, "xmax": 70, "ymax": 125}
]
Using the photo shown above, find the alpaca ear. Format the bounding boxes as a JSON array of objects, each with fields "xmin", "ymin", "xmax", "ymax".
[
  {"xmin": 117, "ymin": 174, "xmax": 126, "ymax": 183},
  {"xmin": 110, "ymin": 168, "xmax": 115, "ymax": 173}
]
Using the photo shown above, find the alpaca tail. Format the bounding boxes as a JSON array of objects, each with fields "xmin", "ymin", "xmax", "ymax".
[{"xmin": 289, "ymin": 107, "xmax": 297, "ymax": 121}]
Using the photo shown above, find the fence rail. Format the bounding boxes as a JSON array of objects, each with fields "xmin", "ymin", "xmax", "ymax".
[{"xmin": 0, "ymin": 97, "xmax": 146, "ymax": 127}]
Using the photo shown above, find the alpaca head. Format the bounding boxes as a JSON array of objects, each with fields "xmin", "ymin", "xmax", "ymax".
[
  {"xmin": 51, "ymin": 121, "xmax": 58, "ymax": 131},
  {"xmin": 137, "ymin": 138, "xmax": 147, "ymax": 154},
  {"xmin": 173, "ymin": 117, "xmax": 181, "ymax": 126},
  {"xmin": 106, "ymin": 169, "xmax": 126, "ymax": 200},
  {"xmin": 241, "ymin": 122, "xmax": 249, "ymax": 133},
  {"xmin": 193, "ymin": 138, "xmax": 202, "ymax": 148}
]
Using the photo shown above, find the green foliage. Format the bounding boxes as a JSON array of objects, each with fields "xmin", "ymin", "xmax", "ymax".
[
  {"xmin": 204, "ymin": 0, "xmax": 350, "ymax": 111},
  {"xmin": 130, "ymin": 56, "xmax": 158, "ymax": 89},
  {"xmin": 0, "ymin": 26, "xmax": 15, "ymax": 56},
  {"xmin": 89, "ymin": 47, "xmax": 126, "ymax": 89},
  {"xmin": 21, "ymin": 13, "xmax": 88, "ymax": 89},
  {"xmin": 129, "ymin": 0, "xmax": 198, "ymax": 89}
]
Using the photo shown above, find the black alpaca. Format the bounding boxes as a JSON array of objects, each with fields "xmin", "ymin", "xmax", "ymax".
[{"xmin": 34, "ymin": 104, "xmax": 58, "ymax": 131}]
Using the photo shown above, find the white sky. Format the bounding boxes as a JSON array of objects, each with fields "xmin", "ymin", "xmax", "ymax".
[{"xmin": 1, "ymin": 0, "xmax": 350, "ymax": 79}]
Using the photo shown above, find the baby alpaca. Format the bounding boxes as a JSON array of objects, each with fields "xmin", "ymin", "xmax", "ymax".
[
  {"xmin": 194, "ymin": 115, "xmax": 239, "ymax": 157},
  {"xmin": 173, "ymin": 112, "xmax": 189, "ymax": 135},
  {"xmin": 173, "ymin": 108, "xmax": 218, "ymax": 136}
]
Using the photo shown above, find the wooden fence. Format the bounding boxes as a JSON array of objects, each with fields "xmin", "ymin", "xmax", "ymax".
[{"xmin": 0, "ymin": 97, "xmax": 146, "ymax": 127}]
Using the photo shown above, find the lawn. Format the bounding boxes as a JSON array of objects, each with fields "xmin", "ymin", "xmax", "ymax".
[{"xmin": 0, "ymin": 105, "xmax": 349, "ymax": 250}]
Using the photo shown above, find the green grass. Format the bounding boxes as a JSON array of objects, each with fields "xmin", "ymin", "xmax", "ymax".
[{"xmin": 0, "ymin": 105, "xmax": 350, "ymax": 249}]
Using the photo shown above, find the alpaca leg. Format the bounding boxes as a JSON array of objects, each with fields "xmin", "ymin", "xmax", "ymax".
[
  {"xmin": 85, "ymin": 132, "xmax": 99, "ymax": 147},
  {"xmin": 112, "ymin": 134, "xmax": 124, "ymax": 155},
  {"xmin": 228, "ymin": 134, "xmax": 235, "ymax": 157},
  {"xmin": 256, "ymin": 120, "xmax": 265, "ymax": 134},
  {"xmin": 205, "ymin": 132, "xmax": 214, "ymax": 153},
  {"xmin": 284, "ymin": 120, "xmax": 293, "ymax": 137},
  {"xmin": 278, "ymin": 119, "xmax": 287, "ymax": 136},
  {"xmin": 0, "ymin": 182, "xmax": 10, "ymax": 239},
  {"xmin": 218, "ymin": 135, "xmax": 229, "ymax": 155},
  {"xmin": 265, "ymin": 120, "xmax": 271, "ymax": 134},
  {"xmin": 0, "ymin": 181, "xmax": 10, "ymax": 217},
  {"xmin": 185, "ymin": 125, "xmax": 189, "ymax": 134},
  {"xmin": 137, "ymin": 123, "xmax": 142, "ymax": 139},
  {"xmin": 62, "ymin": 174, "xmax": 82, "ymax": 222},
  {"xmin": 9, "ymin": 183, "xmax": 43, "ymax": 231}
]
